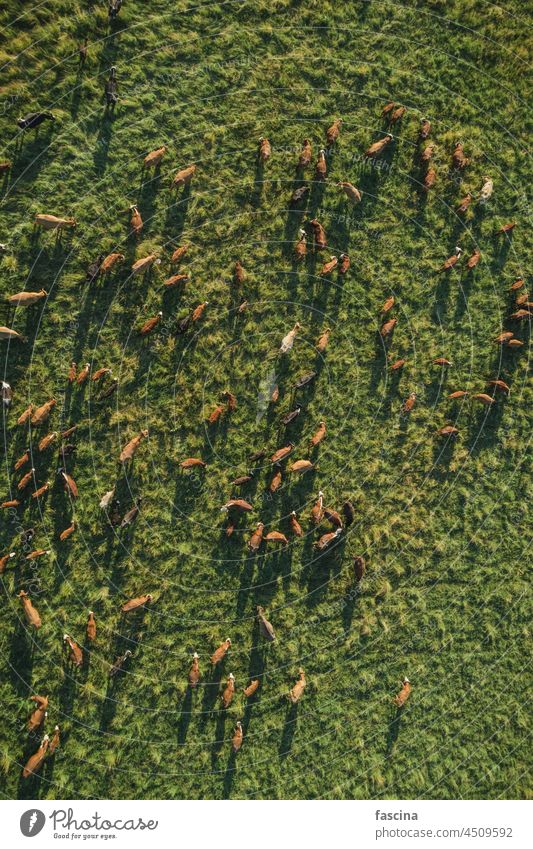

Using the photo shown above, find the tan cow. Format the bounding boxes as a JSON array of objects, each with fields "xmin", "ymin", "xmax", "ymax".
[
  {"xmin": 22, "ymin": 735, "xmax": 49, "ymax": 778},
  {"xmin": 120, "ymin": 429, "xmax": 149, "ymax": 462},
  {"xmin": 19, "ymin": 591, "xmax": 42, "ymax": 628},
  {"xmin": 289, "ymin": 669, "xmax": 306, "ymax": 704}
]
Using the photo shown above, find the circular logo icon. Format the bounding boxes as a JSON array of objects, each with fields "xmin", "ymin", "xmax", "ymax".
[{"xmin": 20, "ymin": 809, "xmax": 46, "ymax": 837}]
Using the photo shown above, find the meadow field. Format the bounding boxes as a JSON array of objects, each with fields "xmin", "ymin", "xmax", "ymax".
[{"xmin": 0, "ymin": 0, "xmax": 531, "ymax": 800}]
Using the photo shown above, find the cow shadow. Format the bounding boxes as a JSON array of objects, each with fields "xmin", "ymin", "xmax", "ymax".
[{"xmin": 279, "ymin": 701, "xmax": 298, "ymax": 758}]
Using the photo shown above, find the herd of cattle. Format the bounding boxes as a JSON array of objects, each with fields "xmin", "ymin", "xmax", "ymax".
[{"xmin": 0, "ymin": 7, "xmax": 527, "ymax": 783}]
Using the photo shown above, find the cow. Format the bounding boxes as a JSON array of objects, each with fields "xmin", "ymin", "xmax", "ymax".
[
  {"xmin": 342, "ymin": 500, "xmax": 355, "ymax": 526},
  {"xmin": 309, "ymin": 219, "xmax": 326, "ymax": 250},
  {"xmin": 288, "ymin": 459, "xmax": 314, "ymax": 474},
  {"xmin": 100, "ymin": 252, "xmax": 125, "ymax": 273},
  {"xmin": 271, "ymin": 443, "xmax": 294, "ymax": 464},
  {"xmin": 354, "ymin": 555, "xmax": 365, "ymax": 582},
  {"xmin": 289, "ymin": 669, "xmax": 306, "ymax": 703},
  {"xmin": 76, "ymin": 363, "xmax": 90, "ymax": 384},
  {"xmin": 231, "ymin": 721, "xmax": 243, "ymax": 752},
  {"xmin": 1, "ymin": 381, "xmax": 12, "ymax": 407},
  {"xmin": 34, "ymin": 213, "xmax": 76, "ymax": 233},
  {"xmin": 365, "ymin": 134, "xmax": 393, "ymax": 158},
  {"xmin": 420, "ymin": 143, "xmax": 435, "ymax": 162},
  {"xmin": 243, "ymin": 679, "xmax": 260, "ymax": 698},
  {"xmin": 170, "ymin": 164, "xmax": 196, "ymax": 190},
  {"xmin": 17, "ymin": 112, "xmax": 55, "ymax": 131},
  {"xmin": 38, "ymin": 430, "xmax": 57, "ymax": 451},
  {"xmin": 7, "ymin": 289, "xmax": 47, "ymax": 307},
  {"xmin": 191, "ymin": 301, "xmax": 208, "ymax": 322},
  {"xmin": 31, "ymin": 398, "xmax": 56, "ymax": 426},
  {"xmin": 139, "ymin": 312, "xmax": 163, "ymax": 335},
  {"xmin": 234, "ymin": 260, "xmax": 246, "ymax": 285},
  {"xmin": 423, "ymin": 167, "xmax": 436, "ymax": 191},
  {"xmin": 309, "ymin": 421, "xmax": 326, "ymax": 448},
  {"xmin": 294, "ymin": 229, "xmax": 307, "ymax": 261},
  {"xmin": 164, "ymin": 273, "xmax": 188, "ymax": 288},
  {"xmin": 315, "ymin": 149, "xmax": 327, "ymax": 180},
  {"xmin": 109, "ymin": 649, "xmax": 132, "ymax": 677},
  {"xmin": 171, "ymin": 245, "xmax": 189, "ymax": 264},
  {"xmin": 59, "ymin": 522, "xmax": 76, "ymax": 541},
  {"xmin": 208, "ymin": 404, "xmax": 225, "ymax": 424},
  {"xmin": 265, "ymin": 530, "xmax": 289, "ymax": 545},
  {"xmin": 381, "ymin": 295, "xmax": 395, "ymax": 313},
  {"xmin": 180, "ymin": 458, "xmax": 206, "ymax": 469},
  {"xmin": 220, "ymin": 499, "xmax": 253, "ymax": 513},
  {"xmin": 0, "ymin": 326, "xmax": 25, "ymax": 342},
  {"xmin": 130, "ymin": 205, "xmax": 143, "ymax": 237},
  {"xmin": 257, "ymin": 606, "xmax": 276, "ymax": 641},
  {"xmin": 320, "ymin": 256, "xmax": 337, "ymax": 276},
  {"xmin": 86, "ymin": 253, "xmax": 105, "ymax": 283},
  {"xmin": 401, "ymin": 392, "xmax": 416, "ymax": 413},
  {"xmin": 49, "ymin": 725, "xmax": 60, "ymax": 756},
  {"xmin": 298, "ymin": 139, "xmax": 312, "ymax": 168},
  {"xmin": 258, "ymin": 137, "xmax": 271, "ymax": 163},
  {"xmin": 337, "ymin": 181, "xmax": 361, "ymax": 203},
  {"xmin": 58, "ymin": 469, "xmax": 78, "ymax": 498},
  {"xmin": 143, "ymin": 146, "xmax": 166, "ymax": 169},
  {"xmin": 439, "ymin": 246, "xmax": 462, "ymax": 271},
  {"xmin": 326, "ymin": 118, "xmax": 342, "ymax": 145},
  {"xmin": 120, "ymin": 429, "xmax": 148, "ymax": 463},
  {"xmin": 211, "ymin": 638, "xmax": 231, "ymax": 666},
  {"xmin": 63, "ymin": 633, "xmax": 83, "ymax": 667},
  {"xmin": 290, "ymin": 511, "xmax": 303, "ymax": 536},
  {"xmin": 269, "ymin": 469, "xmax": 282, "ymax": 492},
  {"xmin": 487, "ymin": 379, "xmax": 510, "ymax": 394},
  {"xmin": 419, "ymin": 118, "xmax": 431, "ymax": 140},
  {"xmin": 18, "ymin": 590, "xmax": 42, "ymax": 628},
  {"xmin": 121, "ymin": 502, "xmax": 141, "ymax": 528},
  {"xmin": 466, "ymin": 249, "xmax": 481, "ymax": 268},
  {"xmin": 390, "ymin": 106, "xmax": 405, "ymax": 124},
  {"xmin": 121, "ymin": 594, "xmax": 152, "ymax": 613},
  {"xmin": 104, "ymin": 67, "xmax": 118, "ymax": 107},
  {"xmin": 14, "ymin": 449, "xmax": 29, "ymax": 471},
  {"xmin": 479, "ymin": 177, "xmax": 493, "ymax": 204},
  {"xmin": 280, "ymin": 322, "xmax": 300, "ymax": 354},
  {"xmin": 393, "ymin": 678, "xmax": 411, "ymax": 708},
  {"xmin": 380, "ymin": 318, "xmax": 397, "ymax": 339},
  {"xmin": 339, "ymin": 253, "xmax": 350, "ymax": 275},
  {"xmin": 311, "ymin": 491, "xmax": 324, "ymax": 524},
  {"xmin": 316, "ymin": 328, "xmax": 330, "ymax": 352},
  {"xmin": 188, "ymin": 652, "xmax": 200, "ymax": 688},
  {"xmin": 86, "ymin": 611, "xmax": 96, "ymax": 642},
  {"xmin": 433, "ymin": 357, "xmax": 452, "ymax": 367},
  {"xmin": 0, "ymin": 551, "xmax": 16, "ymax": 574},
  {"xmin": 438, "ymin": 425, "xmax": 459, "ymax": 437},
  {"xmin": 221, "ymin": 673, "xmax": 235, "ymax": 708},
  {"xmin": 248, "ymin": 523, "xmax": 264, "ymax": 553},
  {"xmin": 323, "ymin": 507, "xmax": 343, "ymax": 528},
  {"xmin": 457, "ymin": 192, "xmax": 472, "ymax": 214},
  {"xmin": 448, "ymin": 390, "xmax": 469, "ymax": 400},
  {"xmin": 22, "ymin": 735, "xmax": 49, "ymax": 778},
  {"xmin": 472, "ymin": 393, "xmax": 495, "ymax": 406},
  {"xmin": 108, "ymin": 0, "xmax": 123, "ymax": 18},
  {"xmin": 131, "ymin": 254, "xmax": 160, "ymax": 275},
  {"xmin": 28, "ymin": 695, "xmax": 48, "ymax": 732},
  {"xmin": 497, "ymin": 222, "xmax": 516, "ymax": 235}
]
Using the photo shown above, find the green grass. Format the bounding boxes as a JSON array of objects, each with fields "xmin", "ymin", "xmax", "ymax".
[{"xmin": 0, "ymin": 0, "xmax": 531, "ymax": 800}]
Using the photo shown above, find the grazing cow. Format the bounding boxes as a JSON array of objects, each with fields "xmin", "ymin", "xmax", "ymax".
[
  {"xmin": 63, "ymin": 633, "xmax": 83, "ymax": 667},
  {"xmin": 326, "ymin": 118, "xmax": 342, "ymax": 145},
  {"xmin": 1, "ymin": 381, "xmax": 12, "ymax": 407},
  {"xmin": 448, "ymin": 390, "xmax": 469, "ymax": 399},
  {"xmin": 438, "ymin": 425, "xmax": 459, "ymax": 437},
  {"xmin": 221, "ymin": 674, "xmax": 235, "ymax": 709},
  {"xmin": 130, "ymin": 205, "xmax": 143, "ymax": 237},
  {"xmin": 121, "ymin": 502, "xmax": 141, "ymax": 528},
  {"xmin": 1, "ymin": 499, "xmax": 21, "ymax": 509},
  {"xmin": 316, "ymin": 328, "xmax": 330, "ymax": 352},
  {"xmin": 17, "ymin": 468, "xmax": 35, "ymax": 491},
  {"xmin": 365, "ymin": 133, "xmax": 393, "ymax": 158},
  {"xmin": 298, "ymin": 139, "xmax": 312, "ymax": 168},
  {"xmin": 393, "ymin": 678, "xmax": 411, "ymax": 708},
  {"xmin": 487, "ymin": 379, "xmax": 510, "ymax": 394},
  {"xmin": 380, "ymin": 318, "xmax": 397, "ymax": 339},
  {"xmin": 0, "ymin": 551, "xmax": 15, "ymax": 574},
  {"xmin": 22, "ymin": 735, "xmax": 49, "ymax": 779},
  {"xmin": 222, "ymin": 391, "xmax": 237, "ymax": 412},
  {"xmin": 510, "ymin": 309, "xmax": 532, "ymax": 320},
  {"xmin": 401, "ymin": 392, "xmax": 416, "ymax": 413},
  {"xmin": 14, "ymin": 448, "xmax": 30, "ymax": 471},
  {"xmin": 421, "ymin": 143, "xmax": 435, "ymax": 162},
  {"xmin": 234, "ymin": 261, "xmax": 246, "ymax": 285},
  {"xmin": 86, "ymin": 253, "xmax": 105, "ymax": 283},
  {"xmin": 288, "ymin": 459, "xmax": 314, "ymax": 474},
  {"xmin": 256, "ymin": 604, "xmax": 276, "ymax": 643},
  {"xmin": 337, "ymin": 181, "xmax": 361, "ymax": 203},
  {"xmin": 381, "ymin": 295, "xmax": 395, "ymax": 313},
  {"xmin": 220, "ymin": 499, "xmax": 253, "ymax": 512},
  {"xmin": 280, "ymin": 322, "xmax": 300, "ymax": 354},
  {"xmin": 311, "ymin": 491, "xmax": 324, "ymax": 524},
  {"xmin": 457, "ymin": 193, "xmax": 472, "ymax": 214},
  {"xmin": 35, "ymin": 214, "xmax": 76, "ymax": 232},
  {"xmin": 211, "ymin": 638, "xmax": 231, "ymax": 666},
  {"xmin": 338, "ymin": 253, "xmax": 350, "ymax": 275},
  {"xmin": 433, "ymin": 357, "xmax": 452, "ymax": 366},
  {"xmin": 419, "ymin": 118, "xmax": 431, "ymax": 140},
  {"xmin": 171, "ymin": 245, "xmax": 189, "ymax": 264},
  {"xmin": 49, "ymin": 725, "xmax": 60, "ymax": 756},
  {"xmin": 289, "ymin": 669, "xmax": 306, "ymax": 704},
  {"xmin": 19, "ymin": 591, "xmax": 42, "ymax": 628},
  {"xmin": 132, "ymin": 254, "xmax": 160, "ymax": 275},
  {"xmin": 498, "ymin": 222, "xmax": 517, "ymax": 235},
  {"xmin": 390, "ymin": 106, "xmax": 405, "ymax": 124},
  {"xmin": 294, "ymin": 229, "xmax": 307, "ymax": 261},
  {"xmin": 164, "ymin": 273, "xmax": 188, "ymax": 288},
  {"xmin": 120, "ymin": 429, "xmax": 149, "ymax": 463},
  {"xmin": 342, "ymin": 500, "xmax": 355, "ymax": 526},
  {"xmin": 282, "ymin": 406, "xmax": 301, "ymax": 426},
  {"xmin": 31, "ymin": 398, "xmax": 56, "ymax": 426},
  {"xmin": 208, "ymin": 404, "xmax": 225, "ymax": 424},
  {"xmin": 232, "ymin": 721, "xmax": 243, "ymax": 752},
  {"xmin": 108, "ymin": 0, "xmax": 123, "ymax": 18},
  {"xmin": 381, "ymin": 102, "xmax": 396, "ymax": 118},
  {"xmin": 315, "ymin": 149, "xmax": 327, "ymax": 180},
  {"xmin": 265, "ymin": 531, "xmax": 288, "ymax": 545},
  {"xmin": 309, "ymin": 421, "xmax": 326, "ymax": 448},
  {"xmin": 59, "ymin": 522, "xmax": 76, "ymax": 541},
  {"xmin": 423, "ymin": 167, "xmax": 436, "ymax": 191},
  {"xmin": 17, "ymin": 112, "xmax": 55, "ymax": 131},
  {"xmin": 271, "ymin": 443, "xmax": 294, "ymax": 464},
  {"xmin": 452, "ymin": 142, "xmax": 469, "ymax": 169},
  {"xmin": 243, "ymin": 679, "xmax": 260, "ymax": 698},
  {"xmin": 86, "ymin": 611, "xmax": 96, "ymax": 642},
  {"xmin": 309, "ymin": 219, "xmax": 326, "ymax": 250},
  {"xmin": 439, "ymin": 246, "xmax": 462, "ymax": 271},
  {"xmin": 143, "ymin": 146, "xmax": 166, "ymax": 168},
  {"xmin": 170, "ymin": 164, "xmax": 196, "ymax": 189},
  {"xmin": 58, "ymin": 469, "xmax": 79, "ymax": 498},
  {"xmin": 290, "ymin": 511, "xmax": 303, "ymax": 536},
  {"xmin": 76, "ymin": 363, "xmax": 90, "ymax": 384},
  {"xmin": 0, "ymin": 326, "xmax": 25, "ymax": 341},
  {"xmin": 271, "ymin": 384, "xmax": 279, "ymax": 403},
  {"xmin": 101, "ymin": 252, "xmax": 125, "ymax": 273},
  {"xmin": 315, "ymin": 527, "xmax": 342, "ymax": 550},
  {"xmin": 121, "ymin": 593, "xmax": 153, "ymax": 613},
  {"xmin": 472, "ymin": 393, "xmax": 495, "ymax": 406},
  {"xmin": 100, "ymin": 488, "xmax": 115, "ymax": 510},
  {"xmin": 354, "ymin": 555, "xmax": 365, "ymax": 582},
  {"xmin": 191, "ymin": 301, "xmax": 208, "ymax": 322},
  {"xmin": 290, "ymin": 184, "xmax": 309, "ymax": 204},
  {"xmin": 26, "ymin": 549, "xmax": 50, "ymax": 561},
  {"xmin": 324, "ymin": 507, "xmax": 343, "ymax": 528},
  {"xmin": 320, "ymin": 256, "xmax": 337, "ymax": 276},
  {"xmin": 140, "ymin": 312, "xmax": 163, "ymax": 335},
  {"xmin": 188, "ymin": 652, "xmax": 200, "ymax": 688},
  {"xmin": 28, "ymin": 695, "xmax": 48, "ymax": 731},
  {"xmin": 109, "ymin": 650, "xmax": 132, "ymax": 677},
  {"xmin": 466, "ymin": 249, "xmax": 481, "ymax": 268},
  {"xmin": 390, "ymin": 358, "xmax": 406, "ymax": 371},
  {"xmin": 479, "ymin": 177, "xmax": 493, "ymax": 204},
  {"xmin": 269, "ymin": 469, "xmax": 282, "ymax": 492},
  {"xmin": 68, "ymin": 362, "xmax": 77, "ymax": 383},
  {"xmin": 104, "ymin": 67, "xmax": 118, "ymax": 107},
  {"xmin": 495, "ymin": 331, "xmax": 514, "ymax": 344},
  {"xmin": 92, "ymin": 367, "xmax": 112, "ymax": 382},
  {"xmin": 248, "ymin": 523, "xmax": 264, "ymax": 552},
  {"xmin": 258, "ymin": 138, "xmax": 271, "ymax": 163},
  {"xmin": 180, "ymin": 457, "xmax": 206, "ymax": 469},
  {"xmin": 7, "ymin": 289, "xmax": 47, "ymax": 307}
]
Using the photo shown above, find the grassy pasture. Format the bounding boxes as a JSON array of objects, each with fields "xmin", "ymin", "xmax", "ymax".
[{"xmin": 0, "ymin": 0, "xmax": 531, "ymax": 799}]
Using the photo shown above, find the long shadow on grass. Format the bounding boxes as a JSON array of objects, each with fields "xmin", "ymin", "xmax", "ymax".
[
  {"xmin": 385, "ymin": 706, "xmax": 404, "ymax": 757},
  {"xmin": 279, "ymin": 701, "xmax": 298, "ymax": 758}
]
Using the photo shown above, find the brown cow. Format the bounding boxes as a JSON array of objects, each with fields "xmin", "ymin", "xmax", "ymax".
[
  {"xmin": 22, "ymin": 735, "xmax": 49, "ymax": 778},
  {"xmin": 171, "ymin": 245, "xmax": 189, "ymax": 265},
  {"xmin": 0, "ymin": 326, "xmax": 25, "ymax": 341},
  {"xmin": 420, "ymin": 143, "xmax": 435, "ymax": 162},
  {"xmin": 315, "ymin": 528, "xmax": 342, "ymax": 550},
  {"xmin": 298, "ymin": 139, "xmax": 312, "ymax": 168},
  {"xmin": 294, "ymin": 229, "xmax": 307, "ymax": 261},
  {"xmin": 7, "ymin": 289, "xmax": 47, "ymax": 307},
  {"xmin": 191, "ymin": 301, "xmax": 208, "ymax": 322},
  {"xmin": 289, "ymin": 669, "xmax": 306, "ymax": 704},
  {"xmin": 466, "ymin": 249, "xmax": 481, "ymax": 268},
  {"xmin": 208, "ymin": 404, "xmax": 225, "ymax": 425},
  {"xmin": 76, "ymin": 363, "xmax": 90, "ymax": 385},
  {"xmin": 309, "ymin": 219, "xmax": 327, "ymax": 250},
  {"xmin": 390, "ymin": 106, "xmax": 405, "ymax": 124},
  {"xmin": 433, "ymin": 357, "xmax": 452, "ymax": 366},
  {"xmin": 234, "ymin": 260, "xmax": 246, "ymax": 285},
  {"xmin": 243, "ymin": 679, "xmax": 260, "ymax": 698},
  {"xmin": 120, "ymin": 429, "xmax": 148, "ymax": 463},
  {"xmin": 63, "ymin": 633, "xmax": 83, "ymax": 667},
  {"xmin": 487, "ymin": 379, "xmax": 510, "ymax": 394},
  {"xmin": 132, "ymin": 254, "xmax": 160, "ymax": 275},
  {"xmin": 170, "ymin": 164, "xmax": 196, "ymax": 189},
  {"xmin": 0, "ymin": 551, "xmax": 16, "ymax": 574},
  {"xmin": 320, "ymin": 256, "xmax": 337, "ymax": 276},
  {"xmin": 380, "ymin": 318, "xmax": 397, "ymax": 339},
  {"xmin": 211, "ymin": 638, "xmax": 231, "ymax": 666},
  {"xmin": 18, "ymin": 468, "xmax": 35, "ymax": 491},
  {"xmin": 497, "ymin": 222, "xmax": 516, "ymax": 235},
  {"xmin": 271, "ymin": 443, "xmax": 294, "ymax": 464},
  {"xmin": 129, "ymin": 205, "xmax": 143, "ymax": 237},
  {"xmin": 288, "ymin": 459, "xmax": 314, "ymax": 474},
  {"xmin": 438, "ymin": 425, "xmax": 459, "ymax": 437},
  {"xmin": 121, "ymin": 594, "xmax": 153, "ymax": 613},
  {"xmin": 338, "ymin": 253, "xmax": 350, "ymax": 275},
  {"xmin": 337, "ymin": 181, "xmax": 361, "ymax": 203},
  {"xmin": 220, "ymin": 498, "xmax": 253, "ymax": 513},
  {"xmin": 180, "ymin": 457, "xmax": 206, "ymax": 469},
  {"xmin": 401, "ymin": 392, "xmax": 416, "ymax": 413},
  {"xmin": 381, "ymin": 296, "xmax": 395, "ymax": 313},
  {"xmin": 423, "ymin": 167, "xmax": 436, "ymax": 191},
  {"xmin": 365, "ymin": 134, "xmax": 393, "ymax": 158},
  {"xmin": 456, "ymin": 193, "xmax": 472, "ymax": 214},
  {"xmin": 393, "ymin": 678, "xmax": 412, "ymax": 708},
  {"xmin": 265, "ymin": 530, "xmax": 288, "ymax": 545},
  {"xmin": 31, "ymin": 398, "xmax": 56, "ymax": 426},
  {"xmin": 439, "ymin": 246, "xmax": 462, "ymax": 272},
  {"xmin": 19, "ymin": 591, "xmax": 42, "ymax": 628},
  {"xmin": 140, "ymin": 312, "xmax": 163, "ymax": 335},
  {"xmin": 315, "ymin": 149, "xmax": 327, "ymax": 180},
  {"xmin": 248, "ymin": 522, "xmax": 264, "ymax": 553},
  {"xmin": 390, "ymin": 358, "xmax": 406, "ymax": 371},
  {"xmin": 143, "ymin": 146, "xmax": 166, "ymax": 168},
  {"xmin": 448, "ymin": 390, "xmax": 469, "ymax": 400},
  {"xmin": 28, "ymin": 695, "xmax": 48, "ymax": 731},
  {"xmin": 309, "ymin": 421, "xmax": 326, "ymax": 449},
  {"xmin": 311, "ymin": 491, "xmax": 324, "ymax": 524},
  {"xmin": 452, "ymin": 142, "xmax": 469, "ymax": 169},
  {"xmin": 316, "ymin": 328, "xmax": 330, "ymax": 352},
  {"xmin": 269, "ymin": 468, "xmax": 282, "ymax": 492},
  {"xmin": 258, "ymin": 138, "xmax": 271, "ymax": 163},
  {"xmin": 231, "ymin": 721, "xmax": 243, "ymax": 752},
  {"xmin": 188, "ymin": 652, "xmax": 200, "ymax": 688},
  {"xmin": 59, "ymin": 522, "xmax": 76, "ymax": 541},
  {"xmin": 38, "ymin": 430, "xmax": 58, "ymax": 452},
  {"xmin": 14, "ymin": 449, "xmax": 30, "ymax": 471},
  {"xmin": 49, "ymin": 725, "xmax": 61, "ymax": 756},
  {"xmin": 472, "ymin": 393, "xmax": 495, "ymax": 406},
  {"xmin": 100, "ymin": 252, "xmax": 125, "ymax": 273},
  {"xmin": 326, "ymin": 118, "xmax": 342, "ymax": 145},
  {"xmin": 58, "ymin": 469, "xmax": 78, "ymax": 498},
  {"xmin": 86, "ymin": 611, "xmax": 96, "ymax": 641},
  {"xmin": 221, "ymin": 673, "xmax": 235, "ymax": 708},
  {"xmin": 68, "ymin": 362, "xmax": 77, "ymax": 383},
  {"xmin": 354, "ymin": 555, "xmax": 365, "ymax": 582},
  {"xmin": 419, "ymin": 118, "xmax": 431, "ymax": 140},
  {"xmin": 290, "ymin": 511, "xmax": 303, "ymax": 537},
  {"xmin": 17, "ymin": 405, "xmax": 33, "ymax": 425}
]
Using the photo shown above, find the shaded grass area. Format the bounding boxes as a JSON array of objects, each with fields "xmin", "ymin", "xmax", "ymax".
[{"xmin": 0, "ymin": 0, "xmax": 531, "ymax": 799}]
